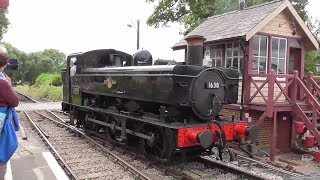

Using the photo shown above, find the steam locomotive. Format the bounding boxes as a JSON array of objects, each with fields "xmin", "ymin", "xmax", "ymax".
[{"xmin": 61, "ymin": 35, "xmax": 257, "ymax": 161}]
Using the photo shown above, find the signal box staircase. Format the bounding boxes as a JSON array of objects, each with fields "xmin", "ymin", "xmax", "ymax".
[
  {"xmin": 293, "ymin": 72, "xmax": 320, "ymax": 147},
  {"xmin": 246, "ymin": 70, "xmax": 320, "ymax": 161}
]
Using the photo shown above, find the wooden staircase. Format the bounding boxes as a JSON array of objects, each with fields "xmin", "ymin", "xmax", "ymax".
[{"xmin": 293, "ymin": 73, "xmax": 320, "ymax": 146}]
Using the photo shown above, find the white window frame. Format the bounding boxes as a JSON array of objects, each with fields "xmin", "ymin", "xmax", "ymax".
[
  {"xmin": 252, "ymin": 35, "xmax": 269, "ymax": 74},
  {"xmin": 224, "ymin": 42, "xmax": 243, "ymax": 71},
  {"xmin": 271, "ymin": 37, "xmax": 287, "ymax": 74},
  {"xmin": 211, "ymin": 48, "xmax": 222, "ymax": 67}
]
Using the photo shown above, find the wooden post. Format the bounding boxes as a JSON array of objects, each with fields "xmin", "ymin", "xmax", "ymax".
[
  {"xmin": 300, "ymin": 47, "xmax": 305, "ymax": 78},
  {"xmin": 312, "ymin": 106, "xmax": 317, "ymax": 130},
  {"xmin": 270, "ymin": 111, "xmax": 277, "ymax": 161},
  {"xmin": 292, "ymin": 70, "xmax": 298, "ymax": 103},
  {"xmin": 244, "ymin": 38, "xmax": 253, "ymax": 105},
  {"xmin": 267, "ymin": 70, "xmax": 275, "ymax": 117},
  {"xmin": 306, "ymin": 72, "xmax": 313, "ymax": 103}
]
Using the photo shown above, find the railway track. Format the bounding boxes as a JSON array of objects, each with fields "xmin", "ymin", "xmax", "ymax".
[
  {"xmin": 20, "ymin": 103, "xmax": 187, "ymax": 180},
  {"xmin": 14, "ymin": 90, "xmax": 37, "ymax": 103},
  {"xmin": 19, "ymin": 104, "xmax": 305, "ymax": 180},
  {"xmin": 196, "ymin": 154, "xmax": 303, "ymax": 180}
]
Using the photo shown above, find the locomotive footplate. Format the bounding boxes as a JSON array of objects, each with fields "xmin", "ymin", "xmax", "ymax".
[{"xmin": 76, "ymin": 104, "xmax": 210, "ymax": 129}]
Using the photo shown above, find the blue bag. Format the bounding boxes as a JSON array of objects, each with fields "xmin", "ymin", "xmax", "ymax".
[{"xmin": 0, "ymin": 107, "xmax": 19, "ymax": 164}]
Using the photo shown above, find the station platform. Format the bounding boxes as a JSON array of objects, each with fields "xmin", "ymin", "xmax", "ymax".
[{"xmin": 4, "ymin": 102, "xmax": 68, "ymax": 180}]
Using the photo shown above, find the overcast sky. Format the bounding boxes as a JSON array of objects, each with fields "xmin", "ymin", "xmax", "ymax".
[{"xmin": 2, "ymin": 0, "xmax": 320, "ymax": 61}]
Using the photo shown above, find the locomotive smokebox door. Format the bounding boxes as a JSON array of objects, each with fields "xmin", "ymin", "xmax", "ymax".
[{"xmin": 191, "ymin": 69, "xmax": 225, "ymax": 121}]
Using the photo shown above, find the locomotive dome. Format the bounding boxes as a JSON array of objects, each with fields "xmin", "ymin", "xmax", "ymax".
[{"xmin": 133, "ymin": 49, "xmax": 153, "ymax": 66}]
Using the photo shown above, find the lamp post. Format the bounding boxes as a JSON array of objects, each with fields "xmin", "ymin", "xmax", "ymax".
[{"xmin": 127, "ymin": 20, "xmax": 140, "ymax": 50}]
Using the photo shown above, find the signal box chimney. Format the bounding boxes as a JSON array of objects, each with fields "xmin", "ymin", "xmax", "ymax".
[{"xmin": 184, "ymin": 35, "xmax": 206, "ymax": 66}]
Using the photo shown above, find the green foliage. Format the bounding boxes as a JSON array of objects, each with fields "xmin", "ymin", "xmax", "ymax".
[
  {"xmin": 305, "ymin": 51, "xmax": 320, "ymax": 74},
  {"xmin": 4, "ymin": 43, "xmax": 66, "ymax": 85},
  {"xmin": 146, "ymin": 0, "xmax": 310, "ymax": 35},
  {"xmin": 3, "ymin": 42, "xmax": 29, "ymax": 84},
  {"xmin": 15, "ymin": 85, "xmax": 63, "ymax": 102},
  {"xmin": 52, "ymin": 74, "xmax": 62, "ymax": 86},
  {"xmin": 290, "ymin": 0, "xmax": 309, "ymax": 22},
  {"xmin": 0, "ymin": 9, "xmax": 9, "ymax": 39},
  {"xmin": 35, "ymin": 73, "xmax": 62, "ymax": 86},
  {"xmin": 146, "ymin": 0, "xmax": 272, "ymax": 35}
]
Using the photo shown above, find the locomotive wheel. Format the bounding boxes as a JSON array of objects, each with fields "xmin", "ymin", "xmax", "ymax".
[
  {"xmin": 103, "ymin": 114, "xmax": 113, "ymax": 142},
  {"xmin": 84, "ymin": 113, "xmax": 97, "ymax": 131},
  {"xmin": 139, "ymin": 125, "xmax": 171, "ymax": 162},
  {"xmin": 218, "ymin": 148, "xmax": 234, "ymax": 162},
  {"xmin": 104, "ymin": 106, "xmax": 122, "ymax": 143}
]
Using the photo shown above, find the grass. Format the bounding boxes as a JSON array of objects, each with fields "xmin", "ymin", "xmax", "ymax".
[
  {"xmin": 15, "ymin": 84, "xmax": 63, "ymax": 102},
  {"xmin": 36, "ymin": 73, "xmax": 62, "ymax": 86}
]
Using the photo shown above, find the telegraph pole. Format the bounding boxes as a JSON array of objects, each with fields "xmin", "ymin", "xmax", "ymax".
[{"xmin": 137, "ymin": 20, "xmax": 140, "ymax": 50}]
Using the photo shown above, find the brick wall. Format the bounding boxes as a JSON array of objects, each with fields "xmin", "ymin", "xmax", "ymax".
[
  {"xmin": 250, "ymin": 110, "xmax": 272, "ymax": 148},
  {"xmin": 221, "ymin": 108, "xmax": 272, "ymax": 148},
  {"xmin": 220, "ymin": 109, "xmax": 241, "ymax": 121},
  {"xmin": 222, "ymin": 109, "xmax": 295, "ymax": 150}
]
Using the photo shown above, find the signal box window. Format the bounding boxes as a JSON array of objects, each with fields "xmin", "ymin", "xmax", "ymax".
[
  {"xmin": 252, "ymin": 35, "xmax": 268, "ymax": 74},
  {"xmin": 271, "ymin": 37, "xmax": 287, "ymax": 74},
  {"xmin": 211, "ymin": 48, "xmax": 222, "ymax": 67},
  {"xmin": 205, "ymin": 45, "xmax": 222, "ymax": 68},
  {"xmin": 225, "ymin": 42, "xmax": 243, "ymax": 74}
]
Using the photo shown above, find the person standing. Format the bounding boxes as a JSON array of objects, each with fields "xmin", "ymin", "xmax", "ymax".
[{"xmin": 0, "ymin": 45, "xmax": 19, "ymax": 180}]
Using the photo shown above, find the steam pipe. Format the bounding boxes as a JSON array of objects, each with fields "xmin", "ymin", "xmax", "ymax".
[{"xmin": 239, "ymin": 40, "xmax": 248, "ymax": 121}]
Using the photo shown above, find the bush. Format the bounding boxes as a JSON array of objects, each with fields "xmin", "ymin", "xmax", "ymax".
[
  {"xmin": 15, "ymin": 84, "xmax": 63, "ymax": 102},
  {"xmin": 52, "ymin": 74, "xmax": 62, "ymax": 86},
  {"xmin": 35, "ymin": 73, "xmax": 62, "ymax": 86}
]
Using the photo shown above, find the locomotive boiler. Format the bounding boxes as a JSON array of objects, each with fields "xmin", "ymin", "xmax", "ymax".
[{"xmin": 61, "ymin": 35, "xmax": 257, "ymax": 161}]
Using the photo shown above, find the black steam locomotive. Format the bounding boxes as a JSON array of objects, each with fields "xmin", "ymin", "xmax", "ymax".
[{"xmin": 62, "ymin": 36, "xmax": 255, "ymax": 161}]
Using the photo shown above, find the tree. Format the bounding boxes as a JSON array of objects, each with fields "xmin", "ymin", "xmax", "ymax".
[
  {"xmin": 305, "ymin": 50, "xmax": 320, "ymax": 74},
  {"xmin": 4, "ymin": 43, "xmax": 66, "ymax": 85},
  {"xmin": 146, "ymin": 0, "xmax": 271, "ymax": 35},
  {"xmin": 0, "ymin": 9, "xmax": 9, "ymax": 39},
  {"xmin": 146, "ymin": 0, "xmax": 309, "ymax": 35},
  {"xmin": 4, "ymin": 42, "xmax": 29, "ymax": 84},
  {"xmin": 290, "ymin": 0, "xmax": 308, "ymax": 22},
  {"xmin": 25, "ymin": 49, "xmax": 66, "ymax": 84}
]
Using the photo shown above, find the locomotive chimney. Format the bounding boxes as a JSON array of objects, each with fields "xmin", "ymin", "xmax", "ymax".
[{"xmin": 185, "ymin": 35, "xmax": 206, "ymax": 66}]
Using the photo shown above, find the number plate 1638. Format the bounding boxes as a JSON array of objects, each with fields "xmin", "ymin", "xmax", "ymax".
[{"xmin": 205, "ymin": 82, "xmax": 219, "ymax": 89}]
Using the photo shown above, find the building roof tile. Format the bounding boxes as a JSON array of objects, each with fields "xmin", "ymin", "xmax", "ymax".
[{"xmin": 173, "ymin": 0, "xmax": 284, "ymax": 49}]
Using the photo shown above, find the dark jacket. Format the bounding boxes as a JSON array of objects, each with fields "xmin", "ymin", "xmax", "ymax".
[{"xmin": 0, "ymin": 79, "xmax": 19, "ymax": 107}]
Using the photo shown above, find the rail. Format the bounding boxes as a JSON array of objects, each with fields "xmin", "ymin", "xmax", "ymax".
[
  {"xmin": 303, "ymin": 72, "xmax": 320, "ymax": 103},
  {"xmin": 20, "ymin": 103, "xmax": 79, "ymax": 180},
  {"xmin": 20, "ymin": 103, "xmax": 153, "ymax": 180}
]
